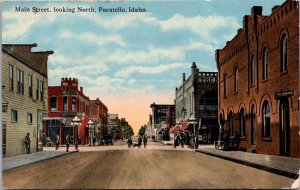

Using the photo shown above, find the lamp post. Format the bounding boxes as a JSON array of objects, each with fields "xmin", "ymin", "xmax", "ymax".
[
  {"xmin": 88, "ymin": 120, "xmax": 95, "ymax": 146},
  {"xmin": 189, "ymin": 114, "xmax": 198, "ymax": 149},
  {"xmin": 71, "ymin": 116, "xmax": 80, "ymax": 151}
]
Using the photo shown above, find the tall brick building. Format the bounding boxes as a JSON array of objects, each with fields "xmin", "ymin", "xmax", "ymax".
[
  {"xmin": 44, "ymin": 78, "xmax": 90, "ymax": 145},
  {"xmin": 90, "ymin": 98, "xmax": 108, "ymax": 140},
  {"xmin": 215, "ymin": 0, "xmax": 299, "ymax": 157}
]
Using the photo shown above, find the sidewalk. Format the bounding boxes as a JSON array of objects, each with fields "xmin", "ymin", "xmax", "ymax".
[
  {"xmin": 195, "ymin": 148, "xmax": 300, "ymax": 179},
  {"xmin": 2, "ymin": 148, "xmax": 76, "ymax": 171}
]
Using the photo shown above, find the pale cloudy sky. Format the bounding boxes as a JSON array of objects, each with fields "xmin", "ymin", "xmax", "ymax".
[{"xmin": 2, "ymin": 0, "xmax": 284, "ymax": 133}]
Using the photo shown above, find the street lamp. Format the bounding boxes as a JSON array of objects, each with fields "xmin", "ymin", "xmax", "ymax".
[
  {"xmin": 71, "ymin": 116, "xmax": 80, "ymax": 151},
  {"xmin": 189, "ymin": 114, "xmax": 198, "ymax": 149},
  {"xmin": 88, "ymin": 120, "xmax": 95, "ymax": 146}
]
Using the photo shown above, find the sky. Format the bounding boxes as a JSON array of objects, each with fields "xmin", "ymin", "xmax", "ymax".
[{"xmin": 2, "ymin": 0, "xmax": 284, "ymax": 134}]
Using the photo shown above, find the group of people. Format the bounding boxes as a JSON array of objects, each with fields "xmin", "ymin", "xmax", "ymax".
[{"xmin": 127, "ymin": 135, "xmax": 148, "ymax": 148}]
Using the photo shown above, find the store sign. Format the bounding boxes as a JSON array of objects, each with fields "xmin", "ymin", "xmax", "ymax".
[{"xmin": 275, "ymin": 91, "xmax": 294, "ymax": 99}]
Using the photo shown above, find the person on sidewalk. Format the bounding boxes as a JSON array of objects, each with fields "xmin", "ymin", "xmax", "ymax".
[
  {"xmin": 55, "ymin": 135, "xmax": 60, "ymax": 150},
  {"xmin": 65, "ymin": 134, "xmax": 70, "ymax": 152},
  {"xmin": 143, "ymin": 136, "xmax": 148, "ymax": 148},
  {"xmin": 24, "ymin": 133, "xmax": 31, "ymax": 154},
  {"xmin": 173, "ymin": 133, "xmax": 179, "ymax": 149}
]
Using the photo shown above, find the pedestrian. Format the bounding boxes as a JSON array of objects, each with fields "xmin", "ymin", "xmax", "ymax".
[
  {"xmin": 143, "ymin": 136, "xmax": 148, "ymax": 148},
  {"xmin": 173, "ymin": 133, "xmax": 179, "ymax": 149},
  {"xmin": 65, "ymin": 134, "xmax": 70, "ymax": 152},
  {"xmin": 179, "ymin": 132, "xmax": 185, "ymax": 148},
  {"xmin": 55, "ymin": 134, "xmax": 60, "ymax": 150},
  {"xmin": 24, "ymin": 133, "xmax": 31, "ymax": 154},
  {"xmin": 127, "ymin": 138, "xmax": 133, "ymax": 148}
]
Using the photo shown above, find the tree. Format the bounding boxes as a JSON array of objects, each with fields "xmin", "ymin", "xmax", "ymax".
[{"xmin": 138, "ymin": 124, "xmax": 147, "ymax": 137}]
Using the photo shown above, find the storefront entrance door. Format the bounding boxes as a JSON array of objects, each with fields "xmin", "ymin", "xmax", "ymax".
[{"xmin": 280, "ymin": 99, "xmax": 290, "ymax": 156}]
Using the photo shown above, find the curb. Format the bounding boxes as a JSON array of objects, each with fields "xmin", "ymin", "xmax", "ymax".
[
  {"xmin": 195, "ymin": 149, "xmax": 299, "ymax": 179},
  {"xmin": 3, "ymin": 151, "xmax": 78, "ymax": 172}
]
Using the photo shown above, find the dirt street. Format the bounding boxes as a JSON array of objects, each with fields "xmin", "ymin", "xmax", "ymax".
[{"xmin": 3, "ymin": 142, "xmax": 294, "ymax": 189}]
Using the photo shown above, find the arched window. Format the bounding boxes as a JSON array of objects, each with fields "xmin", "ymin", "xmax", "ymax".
[
  {"xmin": 250, "ymin": 55, "xmax": 255, "ymax": 85},
  {"xmin": 234, "ymin": 66, "xmax": 238, "ymax": 92},
  {"xmin": 224, "ymin": 73, "xmax": 227, "ymax": 98},
  {"xmin": 262, "ymin": 101, "xmax": 271, "ymax": 137},
  {"xmin": 240, "ymin": 107, "xmax": 246, "ymax": 137},
  {"xmin": 229, "ymin": 111, "xmax": 234, "ymax": 136},
  {"xmin": 280, "ymin": 34, "xmax": 288, "ymax": 72},
  {"xmin": 251, "ymin": 104, "xmax": 256, "ymax": 145},
  {"xmin": 263, "ymin": 47, "xmax": 268, "ymax": 80}
]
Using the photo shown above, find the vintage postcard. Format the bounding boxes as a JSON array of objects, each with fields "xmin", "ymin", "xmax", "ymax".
[{"xmin": 1, "ymin": 0, "xmax": 299, "ymax": 189}]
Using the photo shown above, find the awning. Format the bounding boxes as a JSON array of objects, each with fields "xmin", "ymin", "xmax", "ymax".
[
  {"xmin": 181, "ymin": 120, "xmax": 190, "ymax": 131},
  {"xmin": 170, "ymin": 125, "xmax": 180, "ymax": 134},
  {"xmin": 42, "ymin": 117, "xmax": 64, "ymax": 121}
]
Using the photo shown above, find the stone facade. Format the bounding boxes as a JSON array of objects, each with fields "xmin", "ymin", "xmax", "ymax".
[
  {"xmin": 2, "ymin": 43, "xmax": 53, "ymax": 156},
  {"xmin": 215, "ymin": 0, "xmax": 299, "ymax": 157},
  {"xmin": 175, "ymin": 62, "xmax": 218, "ymax": 141}
]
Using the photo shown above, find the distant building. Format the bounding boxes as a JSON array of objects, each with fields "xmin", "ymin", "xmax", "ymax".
[
  {"xmin": 2, "ymin": 43, "xmax": 53, "ymax": 156},
  {"xmin": 107, "ymin": 114, "xmax": 120, "ymax": 140},
  {"xmin": 215, "ymin": 0, "xmax": 299, "ymax": 157},
  {"xmin": 44, "ymin": 78, "xmax": 90, "ymax": 145},
  {"xmin": 175, "ymin": 62, "xmax": 218, "ymax": 143},
  {"xmin": 90, "ymin": 98, "xmax": 108, "ymax": 140},
  {"xmin": 150, "ymin": 103, "xmax": 175, "ymax": 140}
]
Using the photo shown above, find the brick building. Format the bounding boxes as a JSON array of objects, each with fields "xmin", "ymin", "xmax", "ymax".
[
  {"xmin": 215, "ymin": 0, "xmax": 299, "ymax": 157},
  {"xmin": 107, "ymin": 114, "xmax": 120, "ymax": 140},
  {"xmin": 150, "ymin": 103, "xmax": 175, "ymax": 140},
  {"xmin": 2, "ymin": 43, "xmax": 53, "ymax": 156},
  {"xmin": 44, "ymin": 78, "xmax": 90, "ymax": 145},
  {"xmin": 90, "ymin": 98, "xmax": 108, "ymax": 141},
  {"xmin": 175, "ymin": 62, "xmax": 219, "ymax": 143}
]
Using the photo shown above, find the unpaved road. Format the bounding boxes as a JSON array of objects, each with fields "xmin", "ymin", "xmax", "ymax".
[{"xmin": 3, "ymin": 147, "xmax": 294, "ymax": 189}]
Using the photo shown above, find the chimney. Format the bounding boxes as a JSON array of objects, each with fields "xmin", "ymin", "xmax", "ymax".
[
  {"xmin": 251, "ymin": 6, "xmax": 262, "ymax": 16},
  {"xmin": 80, "ymin": 87, "xmax": 83, "ymax": 93}
]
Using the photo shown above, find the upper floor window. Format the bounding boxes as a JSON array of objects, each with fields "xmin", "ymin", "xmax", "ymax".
[
  {"xmin": 240, "ymin": 107, "xmax": 246, "ymax": 137},
  {"xmin": 263, "ymin": 47, "xmax": 268, "ymax": 80},
  {"xmin": 40, "ymin": 81, "xmax": 44, "ymax": 101},
  {"xmin": 28, "ymin": 75, "xmax": 33, "ymax": 97},
  {"xmin": 50, "ymin": 96, "xmax": 57, "ymax": 111},
  {"xmin": 36, "ymin": 79, "xmax": 39, "ymax": 100},
  {"xmin": 250, "ymin": 55, "xmax": 255, "ymax": 85},
  {"xmin": 63, "ymin": 96, "xmax": 68, "ymax": 111},
  {"xmin": 280, "ymin": 34, "xmax": 288, "ymax": 72},
  {"xmin": 72, "ymin": 97, "xmax": 76, "ymax": 111},
  {"xmin": 234, "ymin": 66, "xmax": 238, "ymax": 92},
  {"xmin": 262, "ymin": 101, "xmax": 271, "ymax": 137},
  {"xmin": 17, "ymin": 69, "xmax": 24, "ymax": 94},
  {"xmin": 11, "ymin": 109, "xmax": 18, "ymax": 122},
  {"xmin": 9, "ymin": 65, "xmax": 14, "ymax": 91},
  {"xmin": 224, "ymin": 73, "xmax": 227, "ymax": 98}
]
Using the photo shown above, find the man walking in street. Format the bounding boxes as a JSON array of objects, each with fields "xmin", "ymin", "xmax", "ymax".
[
  {"xmin": 24, "ymin": 133, "xmax": 31, "ymax": 154},
  {"xmin": 143, "ymin": 136, "xmax": 148, "ymax": 148},
  {"xmin": 55, "ymin": 135, "xmax": 60, "ymax": 150},
  {"xmin": 66, "ymin": 134, "xmax": 70, "ymax": 152}
]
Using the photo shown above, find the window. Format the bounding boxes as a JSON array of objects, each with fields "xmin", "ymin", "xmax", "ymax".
[
  {"xmin": 36, "ymin": 79, "xmax": 39, "ymax": 100},
  {"xmin": 17, "ymin": 69, "xmax": 24, "ymax": 94},
  {"xmin": 229, "ymin": 111, "xmax": 234, "ymax": 136},
  {"xmin": 9, "ymin": 65, "xmax": 14, "ymax": 91},
  {"xmin": 262, "ymin": 101, "xmax": 271, "ymax": 137},
  {"xmin": 28, "ymin": 75, "xmax": 33, "ymax": 97},
  {"xmin": 234, "ymin": 66, "xmax": 238, "ymax": 92},
  {"xmin": 11, "ymin": 110, "xmax": 18, "ymax": 122},
  {"xmin": 224, "ymin": 73, "xmax": 227, "ymax": 98},
  {"xmin": 63, "ymin": 96, "xmax": 68, "ymax": 111},
  {"xmin": 263, "ymin": 47, "xmax": 268, "ymax": 80},
  {"xmin": 40, "ymin": 81, "xmax": 44, "ymax": 101},
  {"xmin": 280, "ymin": 34, "xmax": 288, "ymax": 72},
  {"xmin": 50, "ymin": 96, "xmax": 57, "ymax": 111},
  {"xmin": 240, "ymin": 108, "xmax": 246, "ymax": 137},
  {"xmin": 250, "ymin": 55, "xmax": 255, "ymax": 85},
  {"xmin": 72, "ymin": 97, "xmax": 76, "ymax": 111},
  {"xmin": 27, "ymin": 113, "xmax": 32, "ymax": 125}
]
